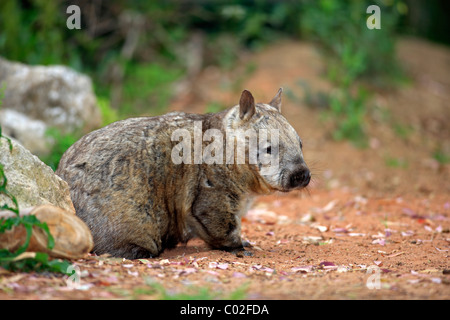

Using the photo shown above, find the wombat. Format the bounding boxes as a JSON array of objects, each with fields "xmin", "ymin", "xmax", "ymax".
[{"xmin": 56, "ymin": 89, "xmax": 310, "ymax": 259}]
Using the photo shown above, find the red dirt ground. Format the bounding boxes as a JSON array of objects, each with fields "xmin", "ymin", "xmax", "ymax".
[{"xmin": 0, "ymin": 37, "xmax": 449, "ymax": 300}]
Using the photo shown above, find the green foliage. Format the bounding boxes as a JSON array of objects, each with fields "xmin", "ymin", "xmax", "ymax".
[
  {"xmin": 0, "ymin": 251, "xmax": 72, "ymax": 274},
  {"xmin": 121, "ymin": 63, "xmax": 183, "ymax": 116},
  {"xmin": 0, "ymin": 82, "xmax": 5, "ymax": 107},
  {"xmin": 0, "ymin": 129, "xmax": 72, "ymax": 275},
  {"xmin": 205, "ymin": 102, "xmax": 227, "ymax": 114},
  {"xmin": 301, "ymin": 0, "xmax": 405, "ymax": 86},
  {"xmin": 300, "ymin": 0, "xmax": 406, "ymax": 147},
  {"xmin": 97, "ymin": 96, "xmax": 120, "ymax": 126},
  {"xmin": 0, "ymin": 213, "xmax": 54, "ymax": 260},
  {"xmin": 0, "ymin": 1, "xmax": 303, "ymax": 120},
  {"xmin": 40, "ymin": 128, "xmax": 79, "ymax": 171},
  {"xmin": 393, "ymin": 122, "xmax": 414, "ymax": 140},
  {"xmin": 0, "ymin": 164, "xmax": 18, "ymax": 215},
  {"xmin": 0, "ymin": 83, "xmax": 13, "ymax": 152},
  {"xmin": 0, "ymin": 0, "xmax": 68, "ymax": 66},
  {"xmin": 385, "ymin": 156, "xmax": 408, "ymax": 168},
  {"xmin": 328, "ymin": 88, "xmax": 369, "ymax": 148},
  {"xmin": 433, "ymin": 149, "xmax": 450, "ymax": 164}
]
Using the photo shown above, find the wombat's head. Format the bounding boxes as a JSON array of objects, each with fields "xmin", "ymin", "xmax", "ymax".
[{"xmin": 224, "ymin": 88, "xmax": 311, "ymax": 193}]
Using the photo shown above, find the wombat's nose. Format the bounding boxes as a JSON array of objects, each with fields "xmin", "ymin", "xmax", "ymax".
[{"xmin": 289, "ymin": 168, "xmax": 311, "ymax": 189}]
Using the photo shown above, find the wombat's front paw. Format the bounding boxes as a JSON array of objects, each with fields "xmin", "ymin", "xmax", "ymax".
[
  {"xmin": 235, "ymin": 249, "xmax": 253, "ymax": 257},
  {"xmin": 227, "ymin": 240, "xmax": 254, "ymax": 257},
  {"xmin": 229, "ymin": 247, "xmax": 253, "ymax": 257}
]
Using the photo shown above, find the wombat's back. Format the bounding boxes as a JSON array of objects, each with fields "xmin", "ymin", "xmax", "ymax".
[{"xmin": 56, "ymin": 114, "xmax": 203, "ymax": 258}]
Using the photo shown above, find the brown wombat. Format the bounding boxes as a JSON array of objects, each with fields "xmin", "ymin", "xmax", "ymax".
[{"xmin": 56, "ymin": 89, "xmax": 310, "ymax": 259}]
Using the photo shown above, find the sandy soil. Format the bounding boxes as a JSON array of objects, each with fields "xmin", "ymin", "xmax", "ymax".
[{"xmin": 0, "ymin": 37, "xmax": 449, "ymax": 300}]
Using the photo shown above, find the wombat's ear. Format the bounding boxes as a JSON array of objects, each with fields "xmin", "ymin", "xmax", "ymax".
[
  {"xmin": 239, "ymin": 89, "xmax": 256, "ymax": 121},
  {"xmin": 269, "ymin": 88, "xmax": 283, "ymax": 112}
]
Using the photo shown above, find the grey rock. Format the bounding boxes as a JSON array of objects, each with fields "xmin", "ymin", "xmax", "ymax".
[
  {"xmin": 0, "ymin": 136, "xmax": 75, "ymax": 215},
  {"xmin": 0, "ymin": 109, "xmax": 49, "ymax": 155},
  {"xmin": 0, "ymin": 57, "xmax": 102, "ymax": 155}
]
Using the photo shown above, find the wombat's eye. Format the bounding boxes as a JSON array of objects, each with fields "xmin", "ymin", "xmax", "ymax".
[{"xmin": 205, "ymin": 179, "xmax": 214, "ymax": 188}]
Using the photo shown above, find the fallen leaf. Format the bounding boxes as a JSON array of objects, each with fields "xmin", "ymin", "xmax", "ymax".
[
  {"xmin": 303, "ymin": 236, "xmax": 323, "ymax": 244},
  {"xmin": 299, "ymin": 213, "xmax": 314, "ymax": 223},
  {"xmin": 277, "ymin": 215, "xmax": 291, "ymax": 224},
  {"xmin": 337, "ymin": 266, "xmax": 350, "ymax": 273},
  {"xmin": 179, "ymin": 268, "xmax": 197, "ymax": 276},
  {"xmin": 291, "ymin": 265, "xmax": 313, "ymax": 273},
  {"xmin": 319, "ymin": 261, "xmax": 338, "ymax": 270},
  {"xmin": 408, "ymin": 279, "xmax": 420, "ymax": 284},
  {"xmin": 419, "ymin": 269, "xmax": 441, "ymax": 274},
  {"xmin": 372, "ymin": 232, "xmax": 385, "ymax": 239},
  {"xmin": 217, "ymin": 263, "xmax": 229, "ymax": 270},
  {"xmin": 12, "ymin": 252, "xmax": 36, "ymax": 261},
  {"xmin": 385, "ymin": 252, "xmax": 405, "ymax": 258},
  {"xmin": 348, "ymin": 233, "xmax": 366, "ymax": 237},
  {"xmin": 138, "ymin": 259, "xmax": 150, "ymax": 264},
  {"xmin": 402, "ymin": 208, "xmax": 426, "ymax": 219},
  {"xmin": 0, "ymin": 274, "xmax": 26, "ymax": 286},
  {"xmin": 322, "ymin": 200, "xmax": 338, "ymax": 213},
  {"xmin": 312, "ymin": 224, "xmax": 328, "ymax": 232},
  {"xmin": 319, "ymin": 261, "xmax": 336, "ymax": 267},
  {"xmin": 232, "ymin": 272, "xmax": 247, "ymax": 278},
  {"xmin": 431, "ymin": 278, "xmax": 442, "ymax": 284},
  {"xmin": 159, "ymin": 259, "xmax": 170, "ymax": 266},
  {"xmin": 372, "ymin": 238, "xmax": 385, "ymax": 246},
  {"xmin": 332, "ymin": 227, "xmax": 348, "ymax": 233}
]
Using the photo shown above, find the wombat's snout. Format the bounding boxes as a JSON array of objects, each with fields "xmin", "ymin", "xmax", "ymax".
[{"xmin": 288, "ymin": 166, "xmax": 311, "ymax": 189}]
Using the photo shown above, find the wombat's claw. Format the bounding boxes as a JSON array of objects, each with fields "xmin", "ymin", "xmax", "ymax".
[
  {"xmin": 242, "ymin": 240, "xmax": 252, "ymax": 248},
  {"xmin": 233, "ymin": 248, "xmax": 254, "ymax": 257}
]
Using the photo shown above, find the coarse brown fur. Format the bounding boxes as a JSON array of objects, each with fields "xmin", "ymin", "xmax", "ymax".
[{"xmin": 56, "ymin": 89, "xmax": 310, "ymax": 259}]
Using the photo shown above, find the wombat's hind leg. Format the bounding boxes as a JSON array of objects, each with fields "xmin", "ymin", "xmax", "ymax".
[
  {"xmin": 112, "ymin": 243, "xmax": 158, "ymax": 260},
  {"xmin": 129, "ymin": 245, "xmax": 156, "ymax": 259}
]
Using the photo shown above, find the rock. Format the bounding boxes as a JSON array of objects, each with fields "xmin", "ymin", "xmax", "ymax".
[
  {"xmin": 0, "ymin": 137, "xmax": 75, "ymax": 214},
  {"xmin": 0, "ymin": 56, "xmax": 102, "ymax": 155},
  {"xmin": 0, "ymin": 109, "xmax": 49, "ymax": 156},
  {"xmin": 0, "ymin": 205, "xmax": 93, "ymax": 259}
]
